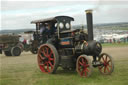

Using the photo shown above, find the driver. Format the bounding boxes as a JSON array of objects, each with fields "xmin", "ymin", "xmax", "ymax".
[
  {"xmin": 40, "ymin": 23, "xmax": 46, "ymax": 35},
  {"xmin": 43, "ymin": 23, "xmax": 52, "ymax": 37},
  {"xmin": 40, "ymin": 23, "xmax": 51, "ymax": 43},
  {"xmin": 41, "ymin": 23, "xmax": 56, "ymax": 43}
]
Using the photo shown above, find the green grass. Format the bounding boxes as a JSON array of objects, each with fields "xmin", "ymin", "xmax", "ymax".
[
  {"xmin": 102, "ymin": 43, "xmax": 128, "ymax": 47},
  {"xmin": 1, "ymin": 58, "xmax": 128, "ymax": 85},
  {"xmin": 0, "ymin": 46, "xmax": 128, "ymax": 85}
]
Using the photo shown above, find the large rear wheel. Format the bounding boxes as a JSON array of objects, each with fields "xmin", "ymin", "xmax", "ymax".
[
  {"xmin": 76, "ymin": 55, "xmax": 92, "ymax": 77},
  {"xmin": 98, "ymin": 53, "xmax": 114, "ymax": 75},
  {"xmin": 37, "ymin": 44, "xmax": 59, "ymax": 74}
]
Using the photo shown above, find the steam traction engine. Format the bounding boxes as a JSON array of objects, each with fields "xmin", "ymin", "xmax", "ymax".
[
  {"xmin": 0, "ymin": 34, "xmax": 23, "ymax": 56},
  {"xmin": 31, "ymin": 10, "xmax": 114, "ymax": 77}
]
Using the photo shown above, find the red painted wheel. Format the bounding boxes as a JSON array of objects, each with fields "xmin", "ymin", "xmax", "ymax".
[
  {"xmin": 98, "ymin": 53, "xmax": 114, "ymax": 75},
  {"xmin": 76, "ymin": 55, "xmax": 92, "ymax": 77},
  {"xmin": 37, "ymin": 44, "xmax": 59, "ymax": 74}
]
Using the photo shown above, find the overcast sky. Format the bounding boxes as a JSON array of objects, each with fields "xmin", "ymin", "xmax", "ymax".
[{"xmin": 1, "ymin": 0, "xmax": 128, "ymax": 30}]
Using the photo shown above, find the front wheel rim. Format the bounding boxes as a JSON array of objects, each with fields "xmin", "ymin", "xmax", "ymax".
[
  {"xmin": 76, "ymin": 55, "xmax": 92, "ymax": 77},
  {"xmin": 98, "ymin": 53, "xmax": 114, "ymax": 75}
]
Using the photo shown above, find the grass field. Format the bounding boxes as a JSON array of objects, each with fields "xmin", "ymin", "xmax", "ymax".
[
  {"xmin": 102, "ymin": 43, "xmax": 128, "ymax": 47},
  {"xmin": 0, "ymin": 45, "xmax": 128, "ymax": 85}
]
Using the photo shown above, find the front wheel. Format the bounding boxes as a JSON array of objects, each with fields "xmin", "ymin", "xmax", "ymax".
[
  {"xmin": 76, "ymin": 55, "xmax": 93, "ymax": 77},
  {"xmin": 37, "ymin": 44, "xmax": 59, "ymax": 74},
  {"xmin": 4, "ymin": 50, "xmax": 12, "ymax": 56},
  {"xmin": 98, "ymin": 53, "xmax": 114, "ymax": 75},
  {"xmin": 11, "ymin": 46, "xmax": 21, "ymax": 56}
]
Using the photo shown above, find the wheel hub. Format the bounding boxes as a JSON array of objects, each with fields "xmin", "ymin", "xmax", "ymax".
[
  {"xmin": 43, "ymin": 57, "xmax": 49, "ymax": 61},
  {"xmin": 104, "ymin": 61, "xmax": 108, "ymax": 66}
]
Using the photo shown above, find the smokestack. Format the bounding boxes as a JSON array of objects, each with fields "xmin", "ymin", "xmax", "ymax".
[{"xmin": 85, "ymin": 10, "xmax": 93, "ymax": 41}]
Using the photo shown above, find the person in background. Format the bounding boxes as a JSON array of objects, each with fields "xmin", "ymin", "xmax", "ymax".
[
  {"xmin": 23, "ymin": 39, "xmax": 27, "ymax": 45},
  {"xmin": 113, "ymin": 38, "xmax": 116, "ymax": 43},
  {"xmin": 23, "ymin": 39, "xmax": 27, "ymax": 49}
]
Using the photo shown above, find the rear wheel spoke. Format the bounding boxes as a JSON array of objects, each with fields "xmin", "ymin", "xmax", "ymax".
[
  {"xmin": 106, "ymin": 66, "xmax": 110, "ymax": 73},
  {"xmin": 39, "ymin": 62, "xmax": 47, "ymax": 66},
  {"xmin": 108, "ymin": 64, "xmax": 112, "ymax": 68},
  {"xmin": 79, "ymin": 61, "xmax": 83, "ymax": 65},
  {"xmin": 49, "ymin": 58, "xmax": 54, "ymax": 61},
  {"xmin": 81, "ymin": 69, "xmax": 84, "ymax": 76},
  {"xmin": 38, "ymin": 54, "xmax": 44, "ymax": 60},
  {"xmin": 42, "ymin": 48, "xmax": 47, "ymax": 57},
  {"xmin": 105, "ymin": 56, "xmax": 108, "ymax": 62},
  {"xmin": 102, "ymin": 57, "xmax": 105, "ymax": 62},
  {"xmin": 47, "ymin": 63, "xmax": 50, "ymax": 72},
  {"xmin": 48, "ymin": 61, "xmax": 53, "ymax": 69},
  {"xmin": 85, "ymin": 64, "xmax": 89, "ymax": 67},
  {"xmin": 85, "ymin": 68, "xmax": 89, "ymax": 73},
  {"xmin": 45, "ymin": 47, "xmax": 49, "ymax": 55},
  {"xmin": 82, "ymin": 58, "xmax": 84, "ymax": 63},
  {"xmin": 107, "ymin": 60, "xmax": 111, "ymax": 63},
  {"xmin": 84, "ymin": 69, "xmax": 87, "ymax": 77},
  {"xmin": 99, "ymin": 65, "xmax": 104, "ymax": 70},
  {"xmin": 49, "ymin": 51, "xmax": 53, "ymax": 56},
  {"xmin": 104, "ymin": 67, "xmax": 106, "ymax": 73}
]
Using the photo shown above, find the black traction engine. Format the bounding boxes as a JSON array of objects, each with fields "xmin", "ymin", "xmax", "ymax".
[{"xmin": 31, "ymin": 10, "xmax": 114, "ymax": 77}]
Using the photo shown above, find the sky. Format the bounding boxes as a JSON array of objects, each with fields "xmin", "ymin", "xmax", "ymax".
[{"xmin": 1, "ymin": 0, "xmax": 128, "ymax": 30}]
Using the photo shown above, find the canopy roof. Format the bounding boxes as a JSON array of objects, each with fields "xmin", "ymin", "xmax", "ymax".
[{"xmin": 31, "ymin": 16, "xmax": 74, "ymax": 24}]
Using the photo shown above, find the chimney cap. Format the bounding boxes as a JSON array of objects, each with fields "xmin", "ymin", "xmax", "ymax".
[{"xmin": 85, "ymin": 9, "xmax": 93, "ymax": 13}]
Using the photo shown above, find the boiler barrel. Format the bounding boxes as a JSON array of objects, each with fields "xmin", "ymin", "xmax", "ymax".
[{"xmin": 75, "ymin": 41, "xmax": 102, "ymax": 56}]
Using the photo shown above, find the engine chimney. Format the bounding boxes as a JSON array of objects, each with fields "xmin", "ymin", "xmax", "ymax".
[{"xmin": 85, "ymin": 10, "xmax": 93, "ymax": 41}]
